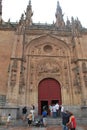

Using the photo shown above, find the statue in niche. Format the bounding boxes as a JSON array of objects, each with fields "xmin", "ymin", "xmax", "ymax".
[
  {"xmin": 82, "ymin": 62, "xmax": 87, "ymax": 72},
  {"xmin": 84, "ymin": 75, "xmax": 87, "ymax": 81},
  {"xmin": 73, "ymin": 70, "xmax": 82, "ymax": 93},
  {"xmin": 83, "ymin": 74, "xmax": 87, "ymax": 86}
]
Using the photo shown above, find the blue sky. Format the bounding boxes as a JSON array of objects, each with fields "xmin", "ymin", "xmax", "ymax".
[{"xmin": 2, "ymin": 0, "xmax": 87, "ymax": 28}]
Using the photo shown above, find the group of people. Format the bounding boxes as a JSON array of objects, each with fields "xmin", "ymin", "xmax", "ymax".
[
  {"xmin": 49, "ymin": 102, "xmax": 76, "ymax": 130},
  {"xmin": 22, "ymin": 105, "xmax": 48, "ymax": 127},
  {"xmin": 61, "ymin": 110, "xmax": 76, "ymax": 130},
  {"xmin": 49, "ymin": 102, "xmax": 64, "ymax": 118},
  {"xmin": 5, "ymin": 104, "xmax": 76, "ymax": 129}
]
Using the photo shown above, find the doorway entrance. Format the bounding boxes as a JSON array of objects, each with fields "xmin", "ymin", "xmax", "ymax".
[
  {"xmin": 38, "ymin": 78, "xmax": 61, "ymax": 115},
  {"xmin": 41, "ymin": 100, "xmax": 48, "ymax": 114}
]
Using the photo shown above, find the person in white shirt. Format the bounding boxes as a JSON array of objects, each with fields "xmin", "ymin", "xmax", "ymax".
[
  {"xmin": 55, "ymin": 102, "xmax": 59, "ymax": 117},
  {"xmin": 52, "ymin": 104, "xmax": 57, "ymax": 118},
  {"xmin": 30, "ymin": 104, "xmax": 36, "ymax": 122},
  {"xmin": 6, "ymin": 114, "xmax": 12, "ymax": 127},
  {"xmin": 61, "ymin": 105, "xmax": 64, "ymax": 112}
]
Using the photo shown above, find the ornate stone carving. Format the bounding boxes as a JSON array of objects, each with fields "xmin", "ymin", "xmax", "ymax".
[
  {"xmin": 72, "ymin": 66, "xmax": 82, "ymax": 93},
  {"xmin": 83, "ymin": 74, "xmax": 87, "ymax": 87},
  {"xmin": 10, "ymin": 60, "xmax": 18, "ymax": 88},
  {"xmin": 37, "ymin": 61, "xmax": 60, "ymax": 74},
  {"xmin": 82, "ymin": 62, "xmax": 87, "ymax": 73}
]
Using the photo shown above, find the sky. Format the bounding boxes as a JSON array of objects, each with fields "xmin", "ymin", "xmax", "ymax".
[{"xmin": 2, "ymin": 0, "xmax": 87, "ymax": 28}]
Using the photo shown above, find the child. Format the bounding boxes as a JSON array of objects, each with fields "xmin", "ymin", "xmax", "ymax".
[
  {"xmin": 6, "ymin": 114, "xmax": 12, "ymax": 127},
  {"xmin": 27, "ymin": 112, "xmax": 32, "ymax": 127}
]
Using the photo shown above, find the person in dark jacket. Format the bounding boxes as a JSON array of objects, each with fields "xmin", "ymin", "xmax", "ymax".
[
  {"xmin": 42, "ymin": 109, "xmax": 47, "ymax": 127},
  {"xmin": 61, "ymin": 110, "xmax": 70, "ymax": 130},
  {"xmin": 22, "ymin": 106, "xmax": 27, "ymax": 121}
]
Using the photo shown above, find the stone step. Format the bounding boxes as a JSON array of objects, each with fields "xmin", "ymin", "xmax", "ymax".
[
  {"xmin": 47, "ymin": 117, "xmax": 62, "ymax": 125},
  {"xmin": 12, "ymin": 117, "xmax": 87, "ymax": 127}
]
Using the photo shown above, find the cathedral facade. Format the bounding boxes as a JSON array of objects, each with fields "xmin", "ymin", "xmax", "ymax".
[{"xmin": 0, "ymin": 1, "xmax": 87, "ymax": 116}]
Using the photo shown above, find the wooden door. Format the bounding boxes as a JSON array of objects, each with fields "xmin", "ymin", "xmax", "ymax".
[{"xmin": 38, "ymin": 78, "xmax": 61, "ymax": 114}]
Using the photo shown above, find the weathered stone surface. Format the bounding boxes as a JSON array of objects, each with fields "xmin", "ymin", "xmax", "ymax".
[{"xmin": 0, "ymin": 1, "xmax": 87, "ymax": 117}]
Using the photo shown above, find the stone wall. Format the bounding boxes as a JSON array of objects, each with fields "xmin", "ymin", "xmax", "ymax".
[{"xmin": 0, "ymin": 30, "xmax": 14, "ymax": 95}]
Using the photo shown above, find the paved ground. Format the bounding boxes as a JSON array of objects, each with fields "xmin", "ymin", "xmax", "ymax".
[
  {"xmin": 0, "ymin": 125, "xmax": 87, "ymax": 130},
  {"xmin": 0, "ymin": 118, "xmax": 87, "ymax": 130}
]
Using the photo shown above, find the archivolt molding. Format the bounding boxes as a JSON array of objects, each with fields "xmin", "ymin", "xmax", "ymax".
[
  {"xmin": 37, "ymin": 76, "xmax": 62, "ymax": 89},
  {"xmin": 25, "ymin": 34, "xmax": 70, "ymax": 57}
]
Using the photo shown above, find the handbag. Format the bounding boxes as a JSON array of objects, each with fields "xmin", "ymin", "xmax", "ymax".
[{"xmin": 66, "ymin": 122, "xmax": 72, "ymax": 129}]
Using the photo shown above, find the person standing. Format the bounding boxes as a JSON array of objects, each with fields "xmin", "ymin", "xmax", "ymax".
[
  {"xmin": 61, "ymin": 105, "xmax": 64, "ymax": 113},
  {"xmin": 27, "ymin": 112, "xmax": 32, "ymax": 127},
  {"xmin": 67, "ymin": 112, "xmax": 76, "ymax": 130},
  {"xmin": 22, "ymin": 106, "xmax": 27, "ymax": 121},
  {"xmin": 42, "ymin": 109, "xmax": 47, "ymax": 127},
  {"xmin": 30, "ymin": 104, "xmax": 35, "ymax": 122},
  {"xmin": 61, "ymin": 111, "xmax": 70, "ymax": 130},
  {"xmin": 52, "ymin": 104, "xmax": 57, "ymax": 118},
  {"xmin": 55, "ymin": 102, "xmax": 59, "ymax": 117}
]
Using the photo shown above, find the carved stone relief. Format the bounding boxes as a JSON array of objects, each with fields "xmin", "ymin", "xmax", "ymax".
[
  {"xmin": 28, "ymin": 58, "xmax": 61, "ymax": 91},
  {"xmin": 10, "ymin": 60, "xmax": 18, "ymax": 90},
  {"xmin": 82, "ymin": 62, "xmax": 87, "ymax": 87},
  {"xmin": 82, "ymin": 62, "xmax": 87, "ymax": 73},
  {"xmin": 72, "ymin": 66, "xmax": 81, "ymax": 94},
  {"xmin": 37, "ymin": 61, "xmax": 60, "ymax": 74}
]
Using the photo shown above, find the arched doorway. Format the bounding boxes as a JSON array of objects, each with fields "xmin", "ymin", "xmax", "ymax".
[{"xmin": 38, "ymin": 78, "xmax": 62, "ymax": 115}]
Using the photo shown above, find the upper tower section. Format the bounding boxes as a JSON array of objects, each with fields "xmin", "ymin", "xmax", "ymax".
[
  {"xmin": 25, "ymin": 0, "xmax": 33, "ymax": 26},
  {"xmin": 55, "ymin": 1, "xmax": 65, "ymax": 28}
]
